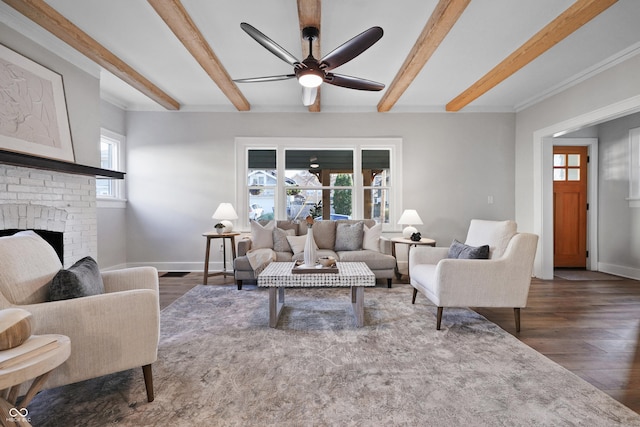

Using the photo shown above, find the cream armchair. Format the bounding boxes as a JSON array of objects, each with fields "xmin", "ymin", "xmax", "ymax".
[
  {"xmin": 0, "ymin": 231, "xmax": 159, "ymax": 402},
  {"xmin": 409, "ymin": 220, "xmax": 538, "ymax": 331}
]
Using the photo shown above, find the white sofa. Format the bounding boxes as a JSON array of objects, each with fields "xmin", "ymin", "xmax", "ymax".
[
  {"xmin": 409, "ymin": 220, "xmax": 538, "ymax": 331},
  {"xmin": 0, "ymin": 231, "xmax": 160, "ymax": 401}
]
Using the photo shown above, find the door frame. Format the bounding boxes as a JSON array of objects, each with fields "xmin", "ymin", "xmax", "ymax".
[
  {"xmin": 552, "ymin": 139, "xmax": 597, "ymax": 270},
  {"xmin": 532, "ymin": 94, "xmax": 640, "ymax": 279}
]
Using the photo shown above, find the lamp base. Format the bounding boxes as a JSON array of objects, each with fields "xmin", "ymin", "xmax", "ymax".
[
  {"xmin": 402, "ymin": 226, "xmax": 417, "ymax": 239},
  {"xmin": 220, "ymin": 220, "xmax": 234, "ymax": 233}
]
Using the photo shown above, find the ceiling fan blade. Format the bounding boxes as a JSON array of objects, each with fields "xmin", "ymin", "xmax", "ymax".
[
  {"xmin": 234, "ymin": 74, "xmax": 296, "ymax": 83},
  {"xmin": 319, "ymin": 27, "xmax": 383, "ymax": 71},
  {"xmin": 240, "ymin": 23, "xmax": 300, "ymax": 66},
  {"xmin": 302, "ymin": 87, "xmax": 317, "ymax": 106},
  {"xmin": 324, "ymin": 73, "xmax": 385, "ymax": 91}
]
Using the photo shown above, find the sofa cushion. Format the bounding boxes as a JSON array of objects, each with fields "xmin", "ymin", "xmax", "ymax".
[
  {"xmin": 48, "ymin": 256, "xmax": 105, "ymax": 301},
  {"xmin": 337, "ymin": 250, "xmax": 396, "ymax": 270},
  {"xmin": 309, "ymin": 220, "xmax": 336, "ymax": 249},
  {"xmin": 286, "ymin": 235, "xmax": 318, "ymax": 255},
  {"xmin": 447, "ymin": 239, "xmax": 490, "ymax": 259},
  {"xmin": 273, "ymin": 228, "xmax": 296, "ymax": 252},
  {"xmin": 0, "ymin": 230, "xmax": 62, "ymax": 305},
  {"xmin": 362, "ymin": 223, "xmax": 382, "ymax": 252},
  {"xmin": 335, "ymin": 221, "xmax": 364, "ymax": 251},
  {"xmin": 276, "ymin": 220, "xmax": 299, "ymax": 234},
  {"xmin": 251, "ymin": 220, "xmax": 275, "ymax": 249},
  {"xmin": 465, "ymin": 219, "xmax": 516, "ymax": 259}
]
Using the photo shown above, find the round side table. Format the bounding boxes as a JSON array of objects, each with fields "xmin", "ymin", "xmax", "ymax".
[
  {"xmin": 391, "ymin": 237, "xmax": 436, "ymax": 281},
  {"xmin": 0, "ymin": 334, "xmax": 70, "ymax": 427}
]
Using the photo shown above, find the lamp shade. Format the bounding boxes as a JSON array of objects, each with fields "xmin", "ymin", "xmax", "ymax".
[
  {"xmin": 397, "ymin": 209, "xmax": 423, "ymax": 239},
  {"xmin": 212, "ymin": 203, "xmax": 238, "ymax": 233}
]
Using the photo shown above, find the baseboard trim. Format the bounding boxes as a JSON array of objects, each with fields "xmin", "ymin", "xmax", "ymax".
[{"xmin": 598, "ymin": 262, "xmax": 640, "ymax": 281}]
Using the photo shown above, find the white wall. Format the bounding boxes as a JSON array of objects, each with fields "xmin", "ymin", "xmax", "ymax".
[
  {"xmin": 124, "ymin": 112, "xmax": 515, "ymax": 271},
  {"xmin": 515, "ymin": 53, "xmax": 640, "ymax": 278}
]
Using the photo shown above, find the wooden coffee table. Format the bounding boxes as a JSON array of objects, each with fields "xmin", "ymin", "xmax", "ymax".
[{"xmin": 257, "ymin": 262, "xmax": 375, "ymax": 328}]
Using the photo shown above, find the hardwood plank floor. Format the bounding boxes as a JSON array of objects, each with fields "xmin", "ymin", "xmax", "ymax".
[{"xmin": 158, "ymin": 272, "xmax": 640, "ymax": 414}]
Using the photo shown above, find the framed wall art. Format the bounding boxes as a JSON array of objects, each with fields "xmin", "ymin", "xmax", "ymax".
[{"xmin": 0, "ymin": 43, "xmax": 74, "ymax": 162}]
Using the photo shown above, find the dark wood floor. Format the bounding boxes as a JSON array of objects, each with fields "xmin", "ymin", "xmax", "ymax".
[{"xmin": 158, "ymin": 271, "xmax": 640, "ymax": 414}]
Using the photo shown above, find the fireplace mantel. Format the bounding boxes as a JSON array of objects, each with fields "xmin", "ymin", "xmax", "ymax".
[{"xmin": 0, "ymin": 149, "xmax": 124, "ymax": 179}]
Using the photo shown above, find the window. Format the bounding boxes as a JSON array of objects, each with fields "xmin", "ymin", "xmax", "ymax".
[
  {"xmin": 630, "ymin": 127, "xmax": 640, "ymax": 207},
  {"xmin": 96, "ymin": 129, "xmax": 126, "ymax": 206},
  {"xmin": 236, "ymin": 138, "xmax": 402, "ymax": 230}
]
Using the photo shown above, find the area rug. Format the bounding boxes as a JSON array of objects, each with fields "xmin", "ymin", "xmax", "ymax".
[
  {"xmin": 554, "ymin": 269, "xmax": 623, "ymax": 281},
  {"xmin": 26, "ymin": 284, "xmax": 640, "ymax": 426}
]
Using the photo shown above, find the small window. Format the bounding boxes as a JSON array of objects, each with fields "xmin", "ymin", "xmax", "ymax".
[{"xmin": 96, "ymin": 129, "xmax": 126, "ymax": 201}]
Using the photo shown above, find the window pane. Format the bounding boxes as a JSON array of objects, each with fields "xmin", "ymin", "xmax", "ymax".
[
  {"xmin": 365, "ymin": 188, "xmax": 390, "ymax": 223},
  {"xmin": 553, "ymin": 154, "xmax": 566, "ymax": 167},
  {"xmin": 568, "ymin": 154, "xmax": 580, "ymax": 167},
  {"xmin": 249, "ymin": 187, "xmax": 275, "ymax": 221},
  {"xmin": 362, "ymin": 150, "xmax": 390, "ymax": 186},
  {"xmin": 100, "ymin": 140, "xmax": 114, "ymax": 169},
  {"xmin": 96, "ymin": 178, "xmax": 112, "ymax": 197},
  {"xmin": 568, "ymin": 168, "xmax": 580, "ymax": 181},
  {"xmin": 286, "ymin": 189, "xmax": 322, "ymax": 221},
  {"xmin": 553, "ymin": 169, "xmax": 566, "ymax": 181}
]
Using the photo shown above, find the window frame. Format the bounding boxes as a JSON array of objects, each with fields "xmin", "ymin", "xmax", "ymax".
[
  {"xmin": 97, "ymin": 128, "xmax": 126, "ymax": 208},
  {"xmin": 236, "ymin": 137, "xmax": 402, "ymax": 231},
  {"xmin": 629, "ymin": 126, "xmax": 640, "ymax": 208}
]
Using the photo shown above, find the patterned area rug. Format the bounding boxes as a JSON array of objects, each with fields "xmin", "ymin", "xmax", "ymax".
[{"xmin": 26, "ymin": 284, "xmax": 640, "ymax": 426}]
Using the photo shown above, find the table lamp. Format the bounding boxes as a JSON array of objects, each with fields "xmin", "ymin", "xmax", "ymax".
[
  {"xmin": 212, "ymin": 203, "xmax": 238, "ymax": 233},
  {"xmin": 398, "ymin": 209, "xmax": 423, "ymax": 239}
]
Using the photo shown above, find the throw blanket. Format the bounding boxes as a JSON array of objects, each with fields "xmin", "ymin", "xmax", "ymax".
[{"xmin": 247, "ymin": 248, "xmax": 276, "ymax": 275}]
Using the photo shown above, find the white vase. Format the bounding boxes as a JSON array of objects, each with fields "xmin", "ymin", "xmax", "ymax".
[{"xmin": 304, "ymin": 225, "xmax": 317, "ymax": 267}]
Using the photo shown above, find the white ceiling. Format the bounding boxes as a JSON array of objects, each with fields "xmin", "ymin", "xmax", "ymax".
[{"xmin": 4, "ymin": 0, "xmax": 640, "ymax": 113}]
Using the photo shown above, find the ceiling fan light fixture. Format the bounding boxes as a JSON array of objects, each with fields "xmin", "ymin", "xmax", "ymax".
[{"xmin": 297, "ymin": 69, "xmax": 324, "ymax": 88}]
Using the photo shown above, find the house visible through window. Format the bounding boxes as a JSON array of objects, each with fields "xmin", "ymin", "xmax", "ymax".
[
  {"xmin": 96, "ymin": 129, "xmax": 125, "ymax": 202},
  {"xmin": 237, "ymin": 138, "xmax": 401, "ymax": 230}
]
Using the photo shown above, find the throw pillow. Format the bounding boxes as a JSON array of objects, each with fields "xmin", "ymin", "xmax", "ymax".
[
  {"xmin": 273, "ymin": 228, "xmax": 295, "ymax": 252},
  {"xmin": 334, "ymin": 221, "xmax": 364, "ymax": 251},
  {"xmin": 447, "ymin": 239, "xmax": 490, "ymax": 260},
  {"xmin": 362, "ymin": 223, "xmax": 382, "ymax": 252},
  {"xmin": 286, "ymin": 235, "xmax": 317, "ymax": 255},
  {"xmin": 251, "ymin": 220, "xmax": 275, "ymax": 249},
  {"xmin": 48, "ymin": 256, "xmax": 105, "ymax": 301}
]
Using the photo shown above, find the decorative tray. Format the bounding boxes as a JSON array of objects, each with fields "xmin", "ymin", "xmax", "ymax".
[{"xmin": 292, "ymin": 260, "xmax": 338, "ymax": 274}]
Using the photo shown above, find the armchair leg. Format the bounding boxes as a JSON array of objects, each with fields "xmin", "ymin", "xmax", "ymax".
[
  {"xmin": 514, "ymin": 308, "xmax": 521, "ymax": 332},
  {"xmin": 436, "ymin": 307, "xmax": 443, "ymax": 330},
  {"xmin": 142, "ymin": 364, "xmax": 154, "ymax": 402},
  {"xmin": 411, "ymin": 288, "xmax": 417, "ymax": 304}
]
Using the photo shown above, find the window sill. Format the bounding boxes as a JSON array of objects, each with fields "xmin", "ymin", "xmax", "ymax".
[{"xmin": 97, "ymin": 198, "xmax": 127, "ymax": 209}]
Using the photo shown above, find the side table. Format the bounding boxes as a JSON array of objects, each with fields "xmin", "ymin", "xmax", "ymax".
[
  {"xmin": 203, "ymin": 232, "xmax": 240, "ymax": 286},
  {"xmin": 391, "ymin": 237, "xmax": 436, "ymax": 281},
  {"xmin": 0, "ymin": 334, "xmax": 70, "ymax": 427}
]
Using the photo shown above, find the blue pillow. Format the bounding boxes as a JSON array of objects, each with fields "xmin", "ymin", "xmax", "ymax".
[
  {"xmin": 447, "ymin": 239, "xmax": 489, "ymax": 259},
  {"xmin": 49, "ymin": 256, "xmax": 105, "ymax": 301}
]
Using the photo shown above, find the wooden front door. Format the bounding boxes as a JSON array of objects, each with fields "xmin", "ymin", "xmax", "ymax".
[{"xmin": 553, "ymin": 146, "xmax": 588, "ymax": 268}]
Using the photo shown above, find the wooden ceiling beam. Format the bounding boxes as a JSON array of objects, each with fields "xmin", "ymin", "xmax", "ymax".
[
  {"xmin": 297, "ymin": 0, "xmax": 321, "ymax": 112},
  {"xmin": 3, "ymin": 0, "xmax": 181, "ymax": 110},
  {"xmin": 377, "ymin": 0, "xmax": 470, "ymax": 112},
  {"xmin": 147, "ymin": 0, "xmax": 250, "ymax": 111},
  {"xmin": 446, "ymin": 0, "xmax": 618, "ymax": 112}
]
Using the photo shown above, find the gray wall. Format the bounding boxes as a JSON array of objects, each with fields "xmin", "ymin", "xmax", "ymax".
[
  {"xmin": 597, "ymin": 112, "xmax": 640, "ymax": 271},
  {"xmin": 515, "ymin": 53, "xmax": 640, "ymax": 278},
  {"xmin": 124, "ymin": 111, "xmax": 515, "ymax": 271}
]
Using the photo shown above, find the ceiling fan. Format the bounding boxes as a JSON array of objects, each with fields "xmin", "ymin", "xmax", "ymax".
[{"xmin": 234, "ymin": 22, "xmax": 385, "ymax": 106}]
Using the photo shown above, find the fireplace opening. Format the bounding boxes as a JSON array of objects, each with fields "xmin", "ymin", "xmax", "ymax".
[{"xmin": 0, "ymin": 229, "xmax": 63, "ymax": 263}]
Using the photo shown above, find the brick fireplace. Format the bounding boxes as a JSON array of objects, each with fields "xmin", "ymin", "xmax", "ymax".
[{"xmin": 0, "ymin": 164, "xmax": 97, "ymax": 268}]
